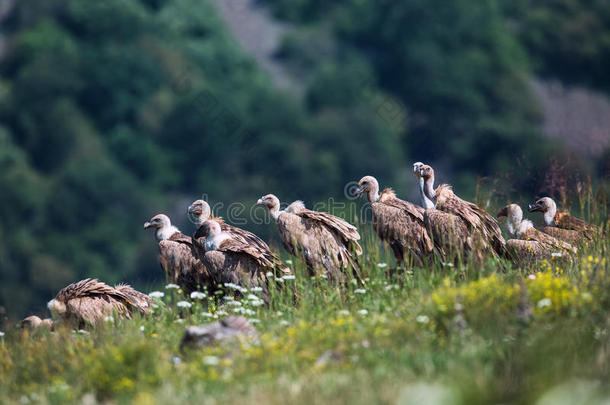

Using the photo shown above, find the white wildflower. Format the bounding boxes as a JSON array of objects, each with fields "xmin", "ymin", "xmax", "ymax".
[
  {"xmin": 454, "ymin": 303, "xmax": 464, "ymax": 311},
  {"xmin": 243, "ymin": 309, "xmax": 256, "ymax": 316},
  {"xmin": 149, "ymin": 291, "xmax": 164, "ymax": 298},
  {"xmin": 202, "ymin": 312, "xmax": 214, "ymax": 318},
  {"xmin": 248, "ymin": 318, "xmax": 261, "ymax": 324},
  {"xmin": 276, "ymin": 278, "xmax": 284, "ymax": 283},
  {"xmin": 226, "ymin": 301, "xmax": 242, "ymax": 307},
  {"xmin": 377, "ymin": 262, "xmax": 388, "ymax": 268},
  {"xmin": 104, "ymin": 316, "xmax": 114, "ymax": 323},
  {"xmin": 177, "ymin": 301, "xmax": 192, "ymax": 308},
  {"xmin": 354, "ymin": 288, "xmax": 366, "ymax": 294},
  {"xmin": 171, "ymin": 356, "xmax": 182, "ymax": 365},
  {"xmin": 251, "ymin": 287, "xmax": 263, "ymax": 292},
  {"xmin": 338, "ymin": 309, "xmax": 350, "ymax": 316},
  {"xmin": 358, "ymin": 309, "xmax": 368, "ymax": 315},
  {"xmin": 247, "ymin": 294, "xmax": 260, "ymax": 301},
  {"xmin": 139, "ymin": 325, "xmax": 145, "ymax": 332},
  {"xmin": 76, "ymin": 329, "xmax": 89, "ymax": 335},
  {"xmin": 174, "ymin": 318, "xmax": 184, "ymax": 323},
  {"xmin": 528, "ymin": 274, "xmax": 536, "ymax": 280},
  {"xmin": 0, "ymin": 331, "xmax": 4, "ymax": 337},
  {"xmin": 190, "ymin": 291, "xmax": 207, "ymax": 300},
  {"xmin": 279, "ymin": 320, "xmax": 290, "ymax": 326},
  {"xmin": 321, "ymin": 274, "xmax": 328, "ymax": 279},
  {"xmin": 286, "ymin": 260, "xmax": 293, "ymax": 265},
  {"xmin": 537, "ymin": 298, "xmax": 552, "ymax": 308},
  {"xmin": 216, "ymin": 310, "xmax": 228, "ymax": 316},
  {"xmin": 165, "ymin": 283, "xmax": 180, "ymax": 290},
  {"xmin": 551, "ymin": 252, "xmax": 563, "ymax": 258},
  {"xmin": 282, "ymin": 275, "xmax": 296, "ymax": 280},
  {"xmin": 203, "ymin": 356, "xmax": 220, "ymax": 366},
  {"xmin": 441, "ymin": 262, "xmax": 454, "ymax": 268},
  {"xmin": 266, "ymin": 271, "xmax": 274, "ymax": 278},
  {"xmin": 251, "ymin": 300, "xmax": 264, "ymax": 307},
  {"xmin": 416, "ymin": 315, "xmax": 430, "ymax": 324}
]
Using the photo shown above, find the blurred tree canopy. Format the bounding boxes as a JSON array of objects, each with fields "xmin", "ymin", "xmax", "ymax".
[{"xmin": 0, "ymin": 0, "xmax": 608, "ymax": 318}]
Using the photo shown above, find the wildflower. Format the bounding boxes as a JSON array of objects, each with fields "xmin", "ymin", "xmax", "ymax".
[
  {"xmin": 276, "ymin": 278, "xmax": 284, "ymax": 283},
  {"xmin": 174, "ymin": 318, "xmax": 184, "ymax": 323},
  {"xmin": 190, "ymin": 291, "xmax": 207, "ymax": 300},
  {"xmin": 338, "ymin": 309, "xmax": 350, "ymax": 316},
  {"xmin": 223, "ymin": 295, "xmax": 234, "ymax": 301},
  {"xmin": 357, "ymin": 309, "xmax": 368, "ymax": 315},
  {"xmin": 140, "ymin": 325, "xmax": 145, "ymax": 332},
  {"xmin": 248, "ymin": 318, "xmax": 261, "ymax": 324},
  {"xmin": 149, "ymin": 291, "xmax": 165, "ymax": 298},
  {"xmin": 104, "ymin": 316, "xmax": 114, "ymax": 323},
  {"xmin": 251, "ymin": 287, "xmax": 263, "ymax": 292},
  {"xmin": 282, "ymin": 275, "xmax": 296, "ymax": 280},
  {"xmin": 203, "ymin": 356, "xmax": 220, "ymax": 366},
  {"xmin": 250, "ymin": 300, "xmax": 264, "ymax": 307},
  {"xmin": 454, "ymin": 303, "xmax": 463, "ymax": 311},
  {"xmin": 177, "ymin": 301, "xmax": 192, "ymax": 308},
  {"xmin": 202, "ymin": 312, "xmax": 214, "ymax": 317},
  {"xmin": 528, "ymin": 274, "xmax": 536, "ymax": 280},
  {"xmin": 354, "ymin": 288, "xmax": 366, "ymax": 294},
  {"xmin": 243, "ymin": 309, "xmax": 256, "ymax": 316},
  {"xmin": 279, "ymin": 320, "xmax": 290, "ymax": 326},
  {"xmin": 266, "ymin": 271, "xmax": 274, "ymax": 278},
  {"xmin": 226, "ymin": 300, "xmax": 242, "ymax": 307},
  {"xmin": 171, "ymin": 356, "xmax": 182, "ymax": 365},
  {"xmin": 77, "ymin": 329, "xmax": 90, "ymax": 335},
  {"xmin": 151, "ymin": 333, "xmax": 158, "ymax": 338},
  {"xmin": 321, "ymin": 274, "xmax": 328, "ymax": 279},
  {"xmin": 0, "ymin": 331, "xmax": 4, "ymax": 337},
  {"xmin": 385, "ymin": 284, "xmax": 398, "ymax": 291},
  {"xmin": 416, "ymin": 315, "xmax": 430, "ymax": 324},
  {"xmin": 551, "ymin": 252, "xmax": 563, "ymax": 258},
  {"xmin": 217, "ymin": 310, "xmax": 228, "ymax": 316},
  {"xmin": 286, "ymin": 260, "xmax": 293, "ymax": 265},
  {"xmin": 247, "ymin": 294, "xmax": 260, "ymax": 301},
  {"xmin": 441, "ymin": 262, "xmax": 454, "ymax": 268},
  {"xmin": 377, "ymin": 262, "xmax": 388, "ymax": 268},
  {"xmin": 362, "ymin": 340, "xmax": 370, "ymax": 348},
  {"xmin": 165, "ymin": 283, "xmax": 180, "ymax": 290},
  {"xmin": 537, "ymin": 298, "xmax": 552, "ymax": 308}
]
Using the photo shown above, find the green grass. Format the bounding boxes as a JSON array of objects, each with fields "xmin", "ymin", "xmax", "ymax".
[{"xmin": 1, "ymin": 224, "xmax": 610, "ymax": 405}]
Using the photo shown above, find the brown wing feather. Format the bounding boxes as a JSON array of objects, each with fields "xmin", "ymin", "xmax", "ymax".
[
  {"xmin": 159, "ymin": 234, "xmax": 213, "ymax": 294},
  {"xmin": 541, "ymin": 226, "xmax": 585, "ymax": 244},
  {"xmin": 555, "ymin": 211, "xmax": 597, "ymax": 236},
  {"xmin": 379, "ymin": 189, "xmax": 425, "ymax": 222},
  {"xmin": 520, "ymin": 227, "xmax": 575, "ymax": 254},
  {"xmin": 114, "ymin": 284, "xmax": 154, "ymax": 314},
  {"xmin": 423, "ymin": 209, "xmax": 472, "ymax": 259},
  {"xmin": 435, "ymin": 185, "xmax": 506, "ymax": 256},
  {"xmin": 295, "ymin": 209, "xmax": 362, "ymax": 257}
]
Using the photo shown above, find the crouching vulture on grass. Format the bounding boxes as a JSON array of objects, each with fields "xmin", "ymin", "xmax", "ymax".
[{"xmin": 528, "ymin": 197, "xmax": 599, "ymax": 244}]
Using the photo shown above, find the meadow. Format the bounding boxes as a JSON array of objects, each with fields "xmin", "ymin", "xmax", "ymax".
[{"xmin": 1, "ymin": 212, "xmax": 609, "ymax": 405}]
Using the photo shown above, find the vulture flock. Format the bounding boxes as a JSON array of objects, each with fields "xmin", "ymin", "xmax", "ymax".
[{"xmin": 21, "ymin": 163, "xmax": 601, "ymax": 330}]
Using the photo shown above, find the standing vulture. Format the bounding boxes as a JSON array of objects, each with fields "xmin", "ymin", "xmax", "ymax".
[
  {"xmin": 528, "ymin": 197, "xmax": 598, "ymax": 243},
  {"xmin": 413, "ymin": 162, "xmax": 472, "ymax": 260},
  {"xmin": 356, "ymin": 175, "xmax": 433, "ymax": 266},
  {"xmin": 497, "ymin": 203, "xmax": 576, "ymax": 259},
  {"xmin": 47, "ymin": 278, "xmax": 152, "ymax": 328},
  {"xmin": 419, "ymin": 164, "xmax": 507, "ymax": 258},
  {"xmin": 188, "ymin": 199, "xmax": 285, "ymax": 271},
  {"xmin": 144, "ymin": 214, "xmax": 213, "ymax": 294},
  {"xmin": 195, "ymin": 220, "xmax": 287, "ymax": 302},
  {"xmin": 257, "ymin": 194, "xmax": 362, "ymax": 281}
]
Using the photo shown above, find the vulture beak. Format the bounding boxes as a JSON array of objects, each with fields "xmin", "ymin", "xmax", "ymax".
[
  {"xmin": 187, "ymin": 204, "xmax": 200, "ymax": 215},
  {"xmin": 496, "ymin": 206, "xmax": 508, "ymax": 218},
  {"xmin": 143, "ymin": 221, "xmax": 152, "ymax": 229},
  {"xmin": 256, "ymin": 198, "xmax": 264, "ymax": 205},
  {"xmin": 355, "ymin": 186, "xmax": 363, "ymax": 197},
  {"xmin": 528, "ymin": 202, "xmax": 542, "ymax": 213}
]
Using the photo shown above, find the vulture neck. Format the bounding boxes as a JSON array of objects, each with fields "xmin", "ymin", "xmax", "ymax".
[
  {"xmin": 269, "ymin": 205, "xmax": 281, "ymax": 221},
  {"xmin": 157, "ymin": 225, "xmax": 180, "ymax": 241},
  {"xmin": 422, "ymin": 176, "xmax": 437, "ymax": 206},
  {"xmin": 205, "ymin": 231, "xmax": 231, "ymax": 251},
  {"xmin": 543, "ymin": 205, "xmax": 557, "ymax": 226},
  {"xmin": 367, "ymin": 185, "xmax": 380, "ymax": 203},
  {"xmin": 418, "ymin": 177, "xmax": 435, "ymax": 209}
]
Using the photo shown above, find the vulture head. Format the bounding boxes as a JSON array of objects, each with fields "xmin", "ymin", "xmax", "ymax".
[
  {"xmin": 144, "ymin": 214, "xmax": 178, "ymax": 241},
  {"xmin": 419, "ymin": 164, "xmax": 434, "ymax": 181},
  {"xmin": 412, "ymin": 162, "xmax": 425, "ymax": 178},
  {"xmin": 198, "ymin": 220, "xmax": 229, "ymax": 250},
  {"xmin": 47, "ymin": 298, "xmax": 67, "ymax": 317},
  {"xmin": 356, "ymin": 176, "xmax": 380, "ymax": 202},
  {"xmin": 257, "ymin": 194, "xmax": 281, "ymax": 220},
  {"xmin": 527, "ymin": 197, "xmax": 557, "ymax": 226},
  {"xmin": 497, "ymin": 203, "xmax": 533, "ymax": 236},
  {"xmin": 21, "ymin": 315, "xmax": 53, "ymax": 330},
  {"xmin": 188, "ymin": 200, "xmax": 211, "ymax": 225},
  {"xmin": 418, "ymin": 164, "xmax": 437, "ymax": 204},
  {"xmin": 197, "ymin": 219, "xmax": 222, "ymax": 239}
]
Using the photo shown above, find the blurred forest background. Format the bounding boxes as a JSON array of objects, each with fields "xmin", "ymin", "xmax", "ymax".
[{"xmin": 0, "ymin": 0, "xmax": 609, "ymax": 319}]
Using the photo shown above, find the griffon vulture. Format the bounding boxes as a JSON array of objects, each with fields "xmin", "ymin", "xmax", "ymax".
[
  {"xmin": 188, "ymin": 199, "xmax": 285, "ymax": 271},
  {"xmin": 47, "ymin": 278, "xmax": 151, "ymax": 328},
  {"xmin": 497, "ymin": 203, "xmax": 576, "ymax": 259},
  {"xmin": 195, "ymin": 220, "xmax": 288, "ymax": 302},
  {"xmin": 419, "ymin": 164, "xmax": 507, "ymax": 258},
  {"xmin": 21, "ymin": 315, "xmax": 54, "ymax": 330},
  {"xmin": 256, "ymin": 194, "xmax": 362, "ymax": 281},
  {"xmin": 528, "ymin": 197, "xmax": 598, "ymax": 243},
  {"xmin": 356, "ymin": 175, "xmax": 433, "ymax": 266},
  {"xmin": 144, "ymin": 214, "xmax": 213, "ymax": 294}
]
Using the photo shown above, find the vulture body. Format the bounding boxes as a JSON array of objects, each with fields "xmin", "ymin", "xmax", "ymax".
[
  {"xmin": 497, "ymin": 204, "xmax": 575, "ymax": 260},
  {"xmin": 145, "ymin": 214, "xmax": 213, "ymax": 294},
  {"xmin": 188, "ymin": 199, "xmax": 285, "ymax": 271},
  {"xmin": 47, "ymin": 279, "xmax": 151, "ymax": 328},
  {"xmin": 356, "ymin": 176, "xmax": 433, "ymax": 266},
  {"xmin": 528, "ymin": 197, "xmax": 598, "ymax": 243},
  {"xmin": 195, "ymin": 220, "xmax": 288, "ymax": 302},
  {"xmin": 21, "ymin": 315, "xmax": 54, "ymax": 330},
  {"xmin": 257, "ymin": 194, "xmax": 362, "ymax": 281},
  {"xmin": 419, "ymin": 165, "xmax": 507, "ymax": 258}
]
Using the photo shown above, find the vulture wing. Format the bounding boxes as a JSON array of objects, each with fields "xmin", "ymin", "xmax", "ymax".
[
  {"xmin": 541, "ymin": 226, "xmax": 584, "ymax": 244},
  {"xmin": 159, "ymin": 233, "xmax": 213, "ymax": 294},
  {"xmin": 555, "ymin": 211, "xmax": 597, "ymax": 236},
  {"xmin": 520, "ymin": 227, "xmax": 575, "ymax": 253},
  {"xmin": 423, "ymin": 209, "xmax": 472, "ymax": 259}
]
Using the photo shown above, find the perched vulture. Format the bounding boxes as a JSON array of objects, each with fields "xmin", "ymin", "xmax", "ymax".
[
  {"xmin": 413, "ymin": 163, "xmax": 472, "ymax": 260},
  {"xmin": 497, "ymin": 203, "xmax": 576, "ymax": 260},
  {"xmin": 188, "ymin": 199, "xmax": 285, "ymax": 270},
  {"xmin": 181, "ymin": 316, "xmax": 258, "ymax": 350},
  {"xmin": 47, "ymin": 278, "xmax": 151, "ymax": 328},
  {"xmin": 144, "ymin": 214, "xmax": 213, "ymax": 294},
  {"xmin": 194, "ymin": 220, "xmax": 288, "ymax": 302},
  {"xmin": 419, "ymin": 165, "xmax": 507, "ymax": 258},
  {"xmin": 528, "ymin": 197, "xmax": 598, "ymax": 243},
  {"xmin": 21, "ymin": 315, "xmax": 54, "ymax": 330},
  {"xmin": 356, "ymin": 175, "xmax": 433, "ymax": 266},
  {"xmin": 257, "ymin": 194, "xmax": 362, "ymax": 281}
]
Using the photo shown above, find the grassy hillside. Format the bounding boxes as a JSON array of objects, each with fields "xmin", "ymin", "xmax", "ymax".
[{"xmin": 1, "ymin": 218, "xmax": 609, "ymax": 404}]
